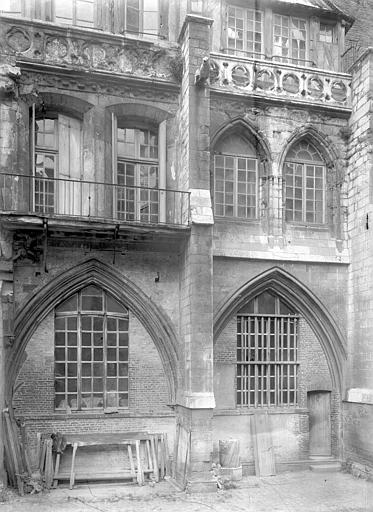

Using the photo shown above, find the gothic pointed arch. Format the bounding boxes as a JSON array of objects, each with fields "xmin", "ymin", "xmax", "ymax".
[
  {"xmin": 279, "ymin": 125, "xmax": 340, "ymax": 170},
  {"xmin": 211, "ymin": 117, "xmax": 272, "ymax": 166},
  {"xmin": 214, "ymin": 267, "xmax": 346, "ymax": 392},
  {"xmin": 6, "ymin": 258, "xmax": 180, "ymax": 403}
]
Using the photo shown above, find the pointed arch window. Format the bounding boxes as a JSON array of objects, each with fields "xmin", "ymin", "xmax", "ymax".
[
  {"xmin": 237, "ymin": 291, "xmax": 299, "ymax": 408},
  {"xmin": 214, "ymin": 133, "xmax": 259, "ymax": 219},
  {"xmin": 54, "ymin": 286, "xmax": 129, "ymax": 411},
  {"xmin": 284, "ymin": 140, "xmax": 326, "ymax": 224}
]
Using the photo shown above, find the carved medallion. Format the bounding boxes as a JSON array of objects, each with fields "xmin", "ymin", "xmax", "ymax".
[
  {"xmin": 331, "ymin": 81, "xmax": 347, "ymax": 103},
  {"xmin": 231, "ymin": 65, "xmax": 250, "ymax": 87},
  {"xmin": 256, "ymin": 69, "xmax": 275, "ymax": 90},
  {"xmin": 282, "ymin": 73, "xmax": 300, "ymax": 94},
  {"xmin": 307, "ymin": 76, "xmax": 324, "ymax": 98},
  {"xmin": 6, "ymin": 27, "xmax": 31, "ymax": 53},
  {"xmin": 45, "ymin": 37, "xmax": 68, "ymax": 61}
]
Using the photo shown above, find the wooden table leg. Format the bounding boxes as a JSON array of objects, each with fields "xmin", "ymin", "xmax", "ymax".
[
  {"xmin": 53, "ymin": 452, "xmax": 61, "ymax": 489},
  {"xmin": 70, "ymin": 443, "xmax": 78, "ymax": 490}
]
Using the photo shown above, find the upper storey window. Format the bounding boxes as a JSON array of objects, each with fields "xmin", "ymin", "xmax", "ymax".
[
  {"xmin": 284, "ymin": 141, "xmax": 325, "ymax": 224},
  {"xmin": 227, "ymin": 5, "xmax": 263, "ymax": 57},
  {"xmin": 273, "ymin": 14, "xmax": 307, "ymax": 65},
  {"xmin": 125, "ymin": 0, "xmax": 159, "ymax": 35},
  {"xmin": 214, "ymin": 133, "xmax": 258, "ymax": 220},
  {"xmin": 1, "ymin": 0, "xmax": 161, "ymax": 36},
  {"xmin": 55, "ymin": 0, "xmax": 94, "ymax": 28},
  {"xmin": 115, "ymin": 126, "xmax": 159, "ymax": 223},
  {"xmin": 33, "ymin": 110, "xmax": 82, "ymax": 216},
  {"xmin": 0, "ymin": 0, "xmax": 22, "ymax": 15},
  {"xmin": 319, "ymin": 23, "xmax": 334, "ymax": 43}
]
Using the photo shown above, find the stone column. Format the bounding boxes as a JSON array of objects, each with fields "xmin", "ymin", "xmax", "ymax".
[
  {"xmin": 176, "ymin": 15, "xmax": 215, "ymax": 491},
  {"xmin": 0, "ymin": 63, "xmax": 19, "ymax": 485},
  {"xmin": 344, "ymin": 48, "xmax": 373, "ymax": 474}
]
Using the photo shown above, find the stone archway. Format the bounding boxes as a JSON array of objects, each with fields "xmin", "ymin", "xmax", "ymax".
[
  {"xmin": 214, "ymin": 267, "xmax": 347, "ymax": 392},
  {"xmin": 6, "ymin": 258, "xmax": 180, "ymax": 403}
]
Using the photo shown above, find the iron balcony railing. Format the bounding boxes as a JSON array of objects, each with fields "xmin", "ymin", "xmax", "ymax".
[{"xmin": 0, "ymin": 173, "xmax": 190, "ymax": 227}]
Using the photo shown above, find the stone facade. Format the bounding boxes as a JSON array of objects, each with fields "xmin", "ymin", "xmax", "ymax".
[{"xmin": 0, "ymin": 0, "xmax": 372, "ymax": 492}]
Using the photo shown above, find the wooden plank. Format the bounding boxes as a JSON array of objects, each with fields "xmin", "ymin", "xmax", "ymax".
[
  {"xmin": 135, "ymin": 440, "xmax": 144, "ymax": 485},
  {"xmin": 4, "ymin": 411, "xmax": 24, "ymax": 496},
  {"xmin": 39, "ymin": 439, "xmax": 47, "ymax": 472},
  {"xmin": 145, "ymin": 439, "xmax": 153, "ymax": 473},
  {"xmin": 36, "ymin": 433, "xmax": 41, "ymax": 470},
  {"xmin": 70, "ymin": 442, "xmax": 78, "ymax": 490},
  {"xmin": 127, "ymin": 444, "xmax": 136, "ymax": 482},
  {"xmin": 164, "ymin": 433, "xmax": 170, "ymax": 476},
  {"xmin": 172, "ymin": 423, "xmax": 180, "ymax": 479},
  {"xmin": 150, "ymin": 435, "xmax": 159, "ymax": 482},
  {"xmin": 251, "ymin": 413, "xmax": 276, "ymax": 477},
  {"xmin": 53, "ymin": 452, "xmax": 61, "ymax": 488},
  {"xmin": 44, "ymin": 439, "xmax": 54, "ymax": 489},
  {"xmin": 158, "ymin": 435, "xmax": 165, "ymax": 479}
]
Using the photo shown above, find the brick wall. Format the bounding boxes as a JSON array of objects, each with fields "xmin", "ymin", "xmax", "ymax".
[{"xmin": 11, "ymin": 247, "xmax": 180, "ymax": 468}]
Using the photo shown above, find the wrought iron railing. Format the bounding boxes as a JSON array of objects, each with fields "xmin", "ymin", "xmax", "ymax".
[{"xmin": 0, "ymin": 173, "xmax": 190, "ymax": 227}]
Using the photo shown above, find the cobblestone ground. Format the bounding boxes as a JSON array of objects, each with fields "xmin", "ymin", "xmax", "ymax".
[{"xmin": 0, "ymin": 471, "xmax": 372, "ymax": 512}]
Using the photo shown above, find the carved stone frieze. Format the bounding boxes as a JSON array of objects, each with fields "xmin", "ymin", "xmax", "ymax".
[
  {"xmin": 1, "ymin": 18, "xmax": 182, "ymax": 83},
  {"xmin": 19, "ymin": 70, "xmax": 180, "ymax": 105}
]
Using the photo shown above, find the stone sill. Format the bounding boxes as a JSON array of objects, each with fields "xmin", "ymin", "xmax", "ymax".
[
  {"xmin": 18, "ymin": 411, "xmax": 175, "ymax": 421},
  {"xmin": 214, "ymin": 407, "xmax": 309, "ymax": 416}
]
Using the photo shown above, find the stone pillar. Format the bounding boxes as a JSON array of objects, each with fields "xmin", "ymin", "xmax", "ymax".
[
  {"xmin": 344, "ymin": 48, "xmax": 373, "ymax": 472},
  {"xmin": 176, "ymin": 15, "xmax": 215, "ymax": 491},
  {"xmin": 0, "ymin": 63, "xmax": 19, "ymax": 486}
]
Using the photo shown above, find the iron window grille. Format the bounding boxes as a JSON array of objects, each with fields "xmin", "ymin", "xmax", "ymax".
[{"xmin": 237, "ymin": 292, "xmax": 299, "ymax": 408}]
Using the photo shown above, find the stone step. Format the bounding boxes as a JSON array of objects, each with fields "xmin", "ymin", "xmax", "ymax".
[{"xmin": 309, "ymin": 462, "xmax": 341, "ymax": 473}]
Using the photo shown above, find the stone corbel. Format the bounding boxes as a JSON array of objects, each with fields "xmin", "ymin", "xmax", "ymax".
[{"xmin": 0, "ymin": 64, "xmax": 21, "ymax": 99}]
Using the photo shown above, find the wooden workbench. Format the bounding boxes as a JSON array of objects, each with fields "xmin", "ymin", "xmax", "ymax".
[{"xmin": 52, "ymin": 432, "xmax": 168, "ymax": 489}]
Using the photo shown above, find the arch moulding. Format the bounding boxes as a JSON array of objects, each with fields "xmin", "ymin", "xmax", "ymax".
[
  {"xmin": 6, "ymin": 258, "xmax": 180, "ymax": 404},
  {"xmin": 214, "ymin": 267, "xmax": 347, "ymax": 393}
]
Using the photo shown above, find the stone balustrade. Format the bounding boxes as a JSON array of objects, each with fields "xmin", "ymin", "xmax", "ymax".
[{"xmin": 209, "ymin": 52, "xmax": 351, "ymax": 109}]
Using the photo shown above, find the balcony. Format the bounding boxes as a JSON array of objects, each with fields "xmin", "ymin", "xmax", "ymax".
[
  {"xmin": 209, "ymin": 52, "xmax": 352, "ymax": 111},
  {"xmin": 0, "ymin": 173, "xmax": 190, "ymax": 248}
]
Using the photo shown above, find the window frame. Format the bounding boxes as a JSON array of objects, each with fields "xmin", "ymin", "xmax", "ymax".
[
  {"xmin": 284, "ymin": 141, "xmax": 326, "ymax": 225},
  {"xmin": 52, "ymin": 0, "xmax": 95, "ymax": 28},
  {"xmin": 226, "ymin": 3, "xmax": 264, "ymax": 58},
  {"xmin": 54, "ymin": 286, "xmax": 129, "ymax": 412},
  {"xmin": 214, "ymin": 151, "xmax": 259, "ymax": 220},
  {"xmin": 112, "ymin": 114, "xmax": 166, "ymax": 224},
  {"xmin": 31, "ymin": 106, "xmax": 83, "ymax": 216},
  {"xmin": 123, "ymin": 0, "xmax": 160, "ymax": 36},
  {"xmin": 272, "ymin": 13, "xmax": 308, "ymax": 65},
  {"xmin": 236, "ymin": 293, "xmax": 299, "ymax": 409}
]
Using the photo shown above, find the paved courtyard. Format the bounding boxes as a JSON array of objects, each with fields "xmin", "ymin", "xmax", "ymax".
[{"xmin": 0, "ymin": 470, "xmax": 372, "ymax": 512}]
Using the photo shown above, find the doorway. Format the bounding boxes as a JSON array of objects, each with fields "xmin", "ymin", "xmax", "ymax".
[{"xmin": 307, "ymin": 390, "xmax": 331, "ymax": 457}]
